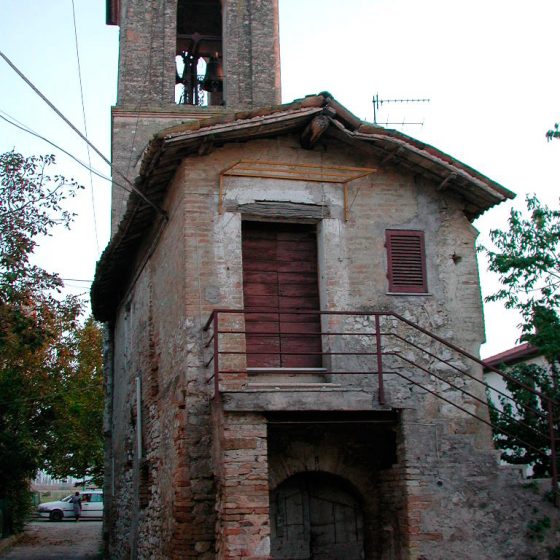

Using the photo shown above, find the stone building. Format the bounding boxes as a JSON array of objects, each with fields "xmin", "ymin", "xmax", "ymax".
[{"xmin": 92, "ymin": 1, "xmax": 559, "ymax": 558}]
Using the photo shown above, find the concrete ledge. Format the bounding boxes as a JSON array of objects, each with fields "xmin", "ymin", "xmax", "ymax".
[{"xmin": 221, "ymin": 386, "xmax": 393, "ymax": 412}]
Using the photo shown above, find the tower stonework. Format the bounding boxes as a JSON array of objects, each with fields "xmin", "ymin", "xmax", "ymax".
[{"xmin": 108, "ymin": 0, "xmax": 281, "ymax": 230}]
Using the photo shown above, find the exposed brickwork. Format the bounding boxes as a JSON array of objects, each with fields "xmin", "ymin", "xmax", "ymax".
[
  {"xmin": 222, "ymin": 0, "xmax": 281, "ymax": 108},
  {"xmin": 213, "ymin": 410, "xmax": 271, "ymax": 560},
  {"xmin": 103, "ymin": 126, "xmax": 560, "ymax": 558},
  {"xmin": 101, "ymin": 1, "xmax": 560, "ymax": 558}
]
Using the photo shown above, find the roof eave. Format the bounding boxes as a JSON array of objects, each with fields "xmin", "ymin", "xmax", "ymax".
[{"xmin": 92, "ymin": 94, "xmax": 515, "ymax": 321}]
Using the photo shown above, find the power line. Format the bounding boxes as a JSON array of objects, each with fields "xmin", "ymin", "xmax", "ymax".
[
  {"xmin": 0, "ymin": 111, "xmax": 132, "ymax": 195},
  {"xmin": 0, "ymin": 49, "xmax": 167, "ymax": 220},
  {"xmin": 71, "ymin": 0, "xmax": 99, "ymax": 252}
]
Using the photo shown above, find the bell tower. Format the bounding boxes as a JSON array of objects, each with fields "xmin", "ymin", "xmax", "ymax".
[
  {"xmin": 107, "ymin": 0, "xmax": 281, "ymax": 229},
  {"xmin": 107, "ymin": 0, "xmax": 281, "ymax": 109}
]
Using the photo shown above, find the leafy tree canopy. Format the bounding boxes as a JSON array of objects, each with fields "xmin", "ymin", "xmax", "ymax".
[
  {"xmin": 484, "ymin": 195, "xmax": 560, "ymax": 347},
  {"xmin": 0, "ymin": 151, "xmax": 103, "ymax": 533},
  {"xmin": 482, "ymin": 195, "xmax": 560, "ymax": 477},
  {"xmin": 546, "ymin": 123, "xmax": 560, "ymax": 141},
  {"xmin": 490, "ymin": 362, "xmax": 558, "ymax": 478}
]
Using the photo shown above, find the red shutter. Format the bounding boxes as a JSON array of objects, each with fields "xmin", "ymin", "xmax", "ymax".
[
  {"xmin": 242, "ymin": 222, "xmax": 322, "ymax": 368},
  {"xmin": 386, "ymin": 230, "xmax": 427, "ymax": 293}
]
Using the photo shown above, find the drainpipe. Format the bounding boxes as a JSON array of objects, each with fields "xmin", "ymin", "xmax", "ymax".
[
  {"xmin": 102, "ymin": 322, "xmax": 115, "ymax": 556},
  {"xmin": 136, "ymin": 375, "xmax": 143, "ymax": 460}
]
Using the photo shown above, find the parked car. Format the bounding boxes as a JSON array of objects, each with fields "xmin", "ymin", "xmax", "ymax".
[{"xmin": 37, "ymin": 489, "xmax": 103, "ymax": 521}]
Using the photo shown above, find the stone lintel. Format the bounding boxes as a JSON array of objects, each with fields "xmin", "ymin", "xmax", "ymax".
[{"xmin": 220, "ymin": 387, "xmax": 392, "ymax": 412}]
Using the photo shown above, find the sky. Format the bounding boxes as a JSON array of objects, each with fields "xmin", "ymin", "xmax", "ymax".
[{"xmin": 0, "ymin": 0, "xmax": 559, "ymax": 357}]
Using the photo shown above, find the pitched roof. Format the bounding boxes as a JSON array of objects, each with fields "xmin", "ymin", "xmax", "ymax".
[
  {"xmin": 483, "ymin": 343, "xmax": 541, "ymax": 369},
  {"xmin": 91, "ymin": 93, "xmax": 515, "ymax": 321}
]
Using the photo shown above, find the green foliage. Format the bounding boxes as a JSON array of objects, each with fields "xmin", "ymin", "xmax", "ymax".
[
  {"xmin": 546, "ymin": 123, "xmax": 560, "ymax": 141},
  {"xmin": 0, "ymin": 151, "xmax": 103, "ymax": 533},
  {"xmin": 483, "ymin": 195, "xmax": 560, "ymax": 367},
  {"xmin": 484, "ymin": 195, "xmax": 560, "ymax": 329},
  {"xmin": 482, "ymin": 195, "xmax": 560, "ymax": 476},
  {"xmin": 489, "ymin": 363, "xmax": 559, "ymax": 477},
  {"xmin": 42, "ymin": 317, "xmax": 104, "ymax": 485},
  {"xmin": 527, "ymin": 515, "xmax": 551, "ymax": 542}
]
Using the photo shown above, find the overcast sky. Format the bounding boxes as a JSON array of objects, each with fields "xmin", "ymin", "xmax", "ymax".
[{"xmin": 1, "ymin": 0, "xmax": 559, "ymax": 357}]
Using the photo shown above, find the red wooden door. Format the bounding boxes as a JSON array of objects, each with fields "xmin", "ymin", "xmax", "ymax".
[{"xmin": 242, "ymin": 222, "xmax": 322, "ymax": 369}]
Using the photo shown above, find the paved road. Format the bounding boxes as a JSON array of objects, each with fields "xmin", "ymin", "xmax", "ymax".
[{"xmin": 0, "ymin": 519, "xmax": 102, "ymax": 560}]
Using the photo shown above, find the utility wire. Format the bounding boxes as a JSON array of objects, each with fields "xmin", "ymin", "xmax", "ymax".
[
  {"xmin": 0, "ymin": 111, "xmax": 132, "ymax": 195},
  {"xmin": 0, "ymin": 49, "xmax": 167, "ymax": 219},
  {"xmin": 71, "ymin": 0, "xmax": 99, "ymax": 252}
]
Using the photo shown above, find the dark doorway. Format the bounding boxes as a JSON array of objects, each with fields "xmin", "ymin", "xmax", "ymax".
[
  {"xmin": 271, "ymin": 472, "xmax": 365, "ymax": 560},
  {"xmin": 242, "ymin": 222, "xmax": 322, "ymax": 369}
]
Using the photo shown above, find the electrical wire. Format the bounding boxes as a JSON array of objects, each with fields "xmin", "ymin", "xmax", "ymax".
[
  {"xmin": 71, "ymin": 0, "xmax": 99, "ymax": 252},
  {"xmin": 0, "ymin": 49, "xmax": 167, "ymax": 219},
  {"xmin": 0, "ymin": 110, "xmax": 132, "ymax": 195}
]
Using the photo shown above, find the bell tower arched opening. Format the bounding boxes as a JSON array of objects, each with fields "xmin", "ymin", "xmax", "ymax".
[{"xmin": 176, "ymin": 0, "xmax": 223, "ymax": 106}]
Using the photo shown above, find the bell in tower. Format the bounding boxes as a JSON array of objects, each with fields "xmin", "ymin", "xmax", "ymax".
[{"xmin": 176, "ymin": 0, "xmax": 223, "ymax": 106}]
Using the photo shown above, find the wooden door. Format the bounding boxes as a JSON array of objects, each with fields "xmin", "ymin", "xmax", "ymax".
[
  {"xmin": 242, "ymin": 222, "xmax": 321, "ymax": 369},
  {"xmin": 271, "ymin": 473, "xmax": 365, "ymax": 560}
]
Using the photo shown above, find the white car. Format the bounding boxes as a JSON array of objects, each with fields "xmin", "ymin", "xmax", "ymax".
[{"xmin": 37, "ymin": 489, "xmax": 103, "ymax": 521}]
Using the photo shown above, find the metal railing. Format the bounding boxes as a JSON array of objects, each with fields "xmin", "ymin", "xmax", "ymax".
[{"xmin": 203, "ymin": 308, "xmax": 559, "ymax": 502}]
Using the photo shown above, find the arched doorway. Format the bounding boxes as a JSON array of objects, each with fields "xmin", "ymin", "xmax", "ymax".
[{"xmin": 270, "ymin": 472, "xmax": 365, "ymax": 560}]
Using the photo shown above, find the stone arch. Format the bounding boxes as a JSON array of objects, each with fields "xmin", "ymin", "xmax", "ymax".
[{"xmin": 267, "ymin": 417, "xmax": 401, "ymax": 559}]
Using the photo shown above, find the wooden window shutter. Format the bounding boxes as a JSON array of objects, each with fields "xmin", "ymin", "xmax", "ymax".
[{"xmin": 386, "ymin": 230, "xmax": 427, "ymax": 293}]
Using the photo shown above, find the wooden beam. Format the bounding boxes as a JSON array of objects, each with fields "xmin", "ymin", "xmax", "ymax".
[
  {"xmin": 379, "ymin": 147, "xmax": 405, "ymax": 167},
  {"xmin": 197, "ymin": 135, "xmax": 215, "ymax": 156},
  {"xmin": 437, "ymin": 173, "xmax": 457, "ymax": 191},
  {"xmin": 300, "ymin": 115, "xmax": 330, "ymax": 149}
]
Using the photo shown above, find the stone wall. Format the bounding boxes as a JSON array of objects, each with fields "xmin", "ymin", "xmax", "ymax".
[{"xmin": 106, "ymin": 131, "xmax": 559, "ymax": 558}]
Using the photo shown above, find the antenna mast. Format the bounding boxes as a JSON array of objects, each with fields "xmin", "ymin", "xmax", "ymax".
[{"xmin": 372, "ymin": 93, "xmax": 430, "ymax": 126}]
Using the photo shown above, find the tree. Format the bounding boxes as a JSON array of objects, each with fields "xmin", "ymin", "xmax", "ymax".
[
  {"xmin": 0, "ymin": 151, "xmax": 103, "ymax": 533},
  {"xmin": 483, "ymin": 195, "xmax": 560, "ymax": 477},
  {"xmin": 489, "ymin": 361, "xmax": 559, "ymax": 478},
  {"xmin": 42, "ymin": 316, "xmax": 104, "ymax": 485},
  {"xmin": 546, "ymin": 123, "xmax": 560, "ymax": 141}
]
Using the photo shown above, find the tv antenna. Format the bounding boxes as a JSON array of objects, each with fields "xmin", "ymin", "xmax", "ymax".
[{"xmin": 372, "ymin": 93, "xmax": 430, "ymax": 127}]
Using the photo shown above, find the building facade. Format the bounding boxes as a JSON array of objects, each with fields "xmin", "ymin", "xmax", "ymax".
[{"xmin": 92, "ymin": 1, "xmax": 559, "ymax": 558}]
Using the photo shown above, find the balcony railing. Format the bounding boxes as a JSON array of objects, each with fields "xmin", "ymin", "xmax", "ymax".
[{"xmin": 204, "ymin": 308, "xmax": 560, "ymax": 503}]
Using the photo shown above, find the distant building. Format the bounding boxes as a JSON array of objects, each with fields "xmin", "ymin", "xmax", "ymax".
[
  {"xmin": 484, "ymin": 342, "xmax": 549, "ymax": 406},
  {"xmin": 31, "ymin": 471, "xmax": 77, "ymax": 491}
]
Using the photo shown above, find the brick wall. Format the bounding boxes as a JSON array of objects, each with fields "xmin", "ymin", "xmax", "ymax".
[{"xmin": 106, "ymin": 132, "xmax": 559, "ymax": 558}]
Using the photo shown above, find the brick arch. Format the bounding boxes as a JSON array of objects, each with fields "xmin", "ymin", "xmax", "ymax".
[
  {"xmin": 268, "ymin": 433, "xmax": 376, "ymax": 499},
  {"xmin": 266, "ymin": 421, "xmax": 401, "ymax": 559},
  {"xmin": 270, "ymin": 469, "xmax": 366, "ymax": 509}
]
